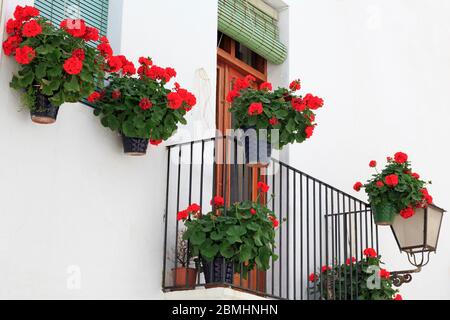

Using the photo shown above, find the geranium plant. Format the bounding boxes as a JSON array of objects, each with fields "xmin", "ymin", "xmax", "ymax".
[
  {"xmin": 354, "ymin": 152, "xmax": 433, "ymax": 225},
  {"xmin": 228, "ymin": 77, "xmax": 324, "ymax": 147},
  {"xmin": 178, "ymin": 181, "xmax": 279, "ymax": 279},
  {"xmin": 90, "ymin": 55, "xmax": 196, "ymax": 155},
  {"xmin": 309, "ymin": 248, "xmax": 402, "ymax": 300},
  {"xmin": 3, "ymin": 5, "xmax": 106, "ymax": 123}
]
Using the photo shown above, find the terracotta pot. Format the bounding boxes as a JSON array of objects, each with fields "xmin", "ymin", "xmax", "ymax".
[
  {"xmin": 372, "ymin": 202, "xmax": 397, "ymax": 226},
  {"xmin": 30, "ymin": 91, "xmax": 59, "ymax": 125},
  {"xmin": 172, "ymin": 267, "xmax": 197, "ymax": 289},
  {"xmin": 121, "ymin": 135, "xmax": 149, "ymax": 156}
]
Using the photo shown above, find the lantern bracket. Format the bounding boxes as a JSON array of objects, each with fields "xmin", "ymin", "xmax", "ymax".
[{"xmin": 390, "ymin": 267, "xmax": 421, "ymax": 287}]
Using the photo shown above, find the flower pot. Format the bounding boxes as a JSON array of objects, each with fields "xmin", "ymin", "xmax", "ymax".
[
  {"xmin": 371, "ymin": 203, "xmax": 397, "ymax": 226},
  {"xmin": 241, "ymin": 127, "xmax": 272, "ymax": 168},
  {"xmin": 172, "ymin": 267, "xmax": 198, "ymax": 290},
  {"xmin": 202, "ymin": 256, "xmax": 234, "ymax": 287},
  {"xmin": 121, "ymin": 135, "xmax": 149, "ymax": 156},
  {"xmin": 30, "ymin": 91, "xmax": 59, "ymax": 125}
]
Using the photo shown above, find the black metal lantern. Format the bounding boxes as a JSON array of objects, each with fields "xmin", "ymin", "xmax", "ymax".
[{"xmin": 390, "ymin": 204, "xmax": 445, "ymax": 286}]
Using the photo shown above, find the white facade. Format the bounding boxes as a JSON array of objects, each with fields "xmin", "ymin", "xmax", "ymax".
[{"xmin": 0, "ymin": 0, "xmax": 448, "ymax": 300}]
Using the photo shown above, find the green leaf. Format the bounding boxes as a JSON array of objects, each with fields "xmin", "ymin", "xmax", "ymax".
[
  {"xmin": 219, "ymin": 243, "xmax": 234, "ymax": 259},
  {"xmin": 191, "ymin": 232, "xmax": 206, "ymax": 246},
  {"xmin": 200, "ymin": 242, "xmax": 219, "ymax": 259},
  {"xmin": 239, "ymin": 244, "xmax": 253, "ymax": 263}
]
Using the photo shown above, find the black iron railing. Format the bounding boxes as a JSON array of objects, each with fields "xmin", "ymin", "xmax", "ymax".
[{"xmin": 162, "ymin": 136, "xmax": 379, "ymax": 300}]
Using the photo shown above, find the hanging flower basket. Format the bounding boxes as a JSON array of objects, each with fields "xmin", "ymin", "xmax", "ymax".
[
  {"xmin": 354, "ymin": 152, "xmax": 433, "ymax": 226},
  {"xmin": 228, "ymin": 77, "xmax": 324, "ymax": 167},
  {"xmin": 90, "ymin": 56, "xmax": 196, "ymax": 156},
  {"xmin": 3, "ymin": 5, "xmax": 106, "ymax": 124}
]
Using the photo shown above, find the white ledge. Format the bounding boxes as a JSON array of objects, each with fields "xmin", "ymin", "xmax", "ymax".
[{"xmin": 163, "ymin": 288, "xmax": 270, "ymax": 300}]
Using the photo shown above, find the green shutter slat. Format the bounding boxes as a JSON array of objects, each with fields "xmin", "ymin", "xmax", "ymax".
[
  {"xmin": 34, "ymin": 0, "xmax": 109, "ymax": 39},
  {"xmin": 218, "ymin": 0, "xmax": 287, "ymax": 65}
]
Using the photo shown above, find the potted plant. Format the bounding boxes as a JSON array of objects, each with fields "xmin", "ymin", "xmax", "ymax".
[
  {"xmin": 178, "ymin": 182, "xmax": 279, "ymax": 286},
  {"xmin": 354, "ymin": 152, "xmax": 433, "ymax": 226},
  {"xmin": 228, "ymin": 77, "xmax": 324, "ymax": 167},
  {"xmin": 309, "ymin": 248, "xmax": 403, "ymax": 300},
  {"xmin": 170, "ymin": 231, "xmax": 198, "ymax": 290},
  {"xmin": 3, "ymin": 5, "xmax": 106, "ymax": 124},
  {"xmin": 89, "ymin": 55, "xmax": 196, "ymax": 155}
]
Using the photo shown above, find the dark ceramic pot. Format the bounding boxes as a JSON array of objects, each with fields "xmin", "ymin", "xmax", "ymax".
[
  {"xmin": 30, "ymin": 91, "xmax": 59, "ymax": 125},
  {"xmin": 122, "ymin": 135, "xmax": 149, "ymax": 156}
]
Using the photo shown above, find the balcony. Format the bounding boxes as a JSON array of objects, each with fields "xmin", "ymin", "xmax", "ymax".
[{"xmin": 162, "ymin": 136, "xmax": 379, "ymax": 300}]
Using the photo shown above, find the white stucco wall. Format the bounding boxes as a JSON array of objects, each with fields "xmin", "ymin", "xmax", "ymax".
[
  {"xmin": 285, "ymin": 0, "xmax": 450, "ymax": 300},
  {"xmin": 0, "ymin": 0, "xmax": 217, "ymax": 299}
]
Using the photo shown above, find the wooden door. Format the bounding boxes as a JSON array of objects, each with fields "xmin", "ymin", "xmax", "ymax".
[{"xmin": 216, "ymin": 52, "xmax": 267, "ymax": 294}]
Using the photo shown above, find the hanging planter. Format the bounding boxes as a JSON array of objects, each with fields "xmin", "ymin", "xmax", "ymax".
[
  {"xmin": 354, "ymin": 152, "xmax": 434, "ymax": 226},
  {"xmin": 228, "ymin": 77, "xmax": 324, "ymax": 168},
  {"xmin": 30, "ymin": 89, "xmax": 60, "ymax": 124},
  {"xmin": 179, "ymin": 183, "xmax": 279, "ymax": 287},
  {"xmin": 90, "ymin": 56, "xmax": 196, "ymax": 156},
  {"xmin": 3, "ymin": 5, "xmax": 107, "ymax": 125}
]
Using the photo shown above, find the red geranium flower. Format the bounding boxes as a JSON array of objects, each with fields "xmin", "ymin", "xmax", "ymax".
[
  {"xmin": 411, "ymin": 173, "xmax": 420, "ymax": 179},
  {"xmin": 309, "ymin": 273, "xmax": 318, "ymax": 282},
  {"xmin": 177, "ymin": 209, "xmax": 190, "ymax": 221},
  {"xmin": 21, "ymin": 20, "xmax": 42, "ymax": 38},
  {"xmin": 139, "ymin": 57, "xmax": 152, "ymax": 66},
  {"xmin": 353, "ymin": 182, "xmax": 363, "ymax": 192},
  {"xmin": 187, "ymin": 203, "xmax": 201, "ymax": 214},
  {"xmin": 150, "ymin": 140, "xmax": 163, "ymax": 146},
  {"xmin": 260, "ymin": 82, "xmax": 272, "ymax": 91},
  {"xmin": 303, "ymin": 94, "xmax": 324, "ymax": 110},
  {"xmin": 248, "ymin": 102, "xmax": 263, "ymax": 116},
  {"xmin": 291, "ymin": 97, "xmax": 306, "ymax": 112},
  {"xmin": 167, "ymin": 92, "xmax": 183, "ymax": 110},
  {"xmin": 393, "ymin": 294, "xmax": 403, "ymax": 301},
  {"xmin": 63, "ymin": 56, "xmax": 83, "ymax": 75},
  {"xmin": 122, "ymin": 62, "xmax": 136, "ymax": 75},
  {"xmin": 257, "ymin": 181, "xmax": 270, "ymax": 193},
  {"xmin": 139, "ymin": 98, "xmax": 152, "ymax": 111},
  {"xmin": 14, "ymin": 6, "xmax": 39, "ymax": 22},
  {"xmin": 289, "ymin": 80, "xmax": 301, "ymax": 91},
  {"xmin": 269, "ymin": 117, "xmax": 279, "ymax": 126},
  {"xmin": 385, "ymin": 174, "xmax": 399, "ymax": 187},
  {"xmin": 87, "ymin": 91, "xmax": 101, "ymax": 103},
  {"xmin": 226, "ymin": 90, "xmax": 240, "ymax": 103},
  {"xmin": 15, "ymin": 46, "xmax": 35, "ymax": 65},
  {"xmin": 376, "ymin": 181, "xmax": 384, "ymax": 188},
  {"xmin": 346, "ymin": 257, "xmax": 356, "ymax": 265},
  {"xmin": 72, "ymin": 48, "xmax": 85, "ymax": 61},
  {"xmin": 250, "ymin": 208, "xmax": 257, "ymax": 215},
  {"xmin": 2, "ymin": 35, "xmax": 22, "ymax": 56},
  {"xmin": 305, "ymin": 126, "xmax": 315, "ymax": 139},
  {"xmin": 233, "ymin": 78, "xmax": 250, "ymax": 91},
  {"xmin": 211, "ymin": 196, "xmax": 225, "ymax": 207},
  {"xmin": 379, "ymin": 269, "xmax": 391, "ymax": 280},
  {"xmin": 394, "ymin": 152, "xmax": 408, "ymax": 164},
  {"xmin": 60, "ymin": 19, "xmax": 87, "ymax": 38},
  {"xmin": 400, "ymin": 207, "xmax": 415, "ymax": 219},
  {"xmin": 6, "ymin": 19, "xmax": 22, "ymax": 35},
  {"xmin": 363, "ymin": 248, "xmax": 377, "ymax": 258},
  {"xmin": 369, "ymin": 160, "xmax": 377, "ymax": 168},
  {"xmin": 107, "ymin": 56, "xmax": 123, "ymax": 73},
  {"xmin": 111, "ymin": 90, "xmax": 121, "ymax": 100},
  {"xmin": 420, "ymin": 188, "xmax": 433, "ymax": 205},
  {"xmin": 83, "ymin": 26, "xmax": 99, "ymax": 42},
  {"xmin": 321, "ymin": 265, "xmax": 331, "ymax": 273},
  {"xmin": 268, "ymin": 216, "xmax": 280, "ymax": 228},
  {"xmin": 97, "ymin": 42, "xmax": 113, "ymax": 58}
]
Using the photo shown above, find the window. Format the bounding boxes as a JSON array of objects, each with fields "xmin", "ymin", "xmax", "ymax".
[{"xmin": 34, "ymin": 0, "xmax": 109, "ymax": 40}]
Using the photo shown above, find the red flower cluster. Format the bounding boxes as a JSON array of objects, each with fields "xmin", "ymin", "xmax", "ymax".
[
  {"xmin": 248, "ymin": 102, "xmax": 263, "ymax": 116},
  {"xmin": 309, "ymin": 273, "xmax": 318, "ymax": 282},
  {"xmin": 226, "ymin": 90, "xmax": 240, "ymax": 103},
  {"xmin": 385, "ymin": 174, "xmax": 399, "ymax": 187},
  {"xmin": 2, "ymin": 35, "xmax": 22, "ymax": 56},
  {"xmin": 87, "ymin": 91, "xmax": 101, "ymax": 103},
  {"xmin": 150, "ymin": 139, "xmax": 163, "ymax": 146},
  {"xmin": 22, "ymin": 20, "xmax": 42, "ymax": 38},
  {"xmin": 393, "ymin": 294, "xmax": 403, "ymax": 301},
  {"xmin": 353, "ymin": 182, "xmax": 363, "ymax": 192},
  {"xmin": 303, "ymin": 94, "xmax": 324, "ymax": 110},
  {"xmin": 305, "ymin": 126, "xmax": 315, "ymax": 139},
  {"xmin": 72, "ymin": 48, "xmax": 85, "ymax": 61},
  {"xmin": 394, "ymin": 152, "xmax": 408, "ymax": 164},
  {"xmin": 257, "ymin": 181, "xmax": 270, "ymax": 193},
  {"xmin": 291, "ymin": 97, "xmax": 306, "ymax": 112},
  {"xmin": 269, "ymin": 215, "xmax": 279, "ymax": 228},
  {"xmin": 98, "ymin": 36, "xmax": 113, "ymax": 58},
  {"xmin": 173, "ymin": 87, "xmax": 197, "ymax": 111},
  {"xmin": 6, "ymin": 19, "xmax": 22, "ymax": 35},
  {"xmin": 250, "ymin": 208, "xmax": 257, "ymax": 215},
  {"xmin": 15, "ymin": 46, "xmax": 35, "ymax": 65},
  {"xmin": 269, "ymin": 117, "xmax": 279, "ymax": 126},
  {"xmin": 139, "ymin": 98, "xmax": 152, "ymax": 111},
  {"xmin": 346, "ymin": 257, "xmax": 356, "ymax": 265},
  {"xmin": 363, "ymin": 248, "xmax": 377, "ymax": 258},
  {"xmin": 138, "ymin": 63, "xmax": 177, "ymax": 83},
  {"xmin": 60, "ymin": 19, "xmax": 99, "ymax": 42},
  {"xmin": 376, "ymin": 181, "xmax": 384, "ymax": 188},
  {"xmin": 420, "ymin": 188, "xmax": 433, "ymax": 205},
  {"xmin": 112, "ymin": 90, "xmax": 121, "ymax": 100},
  {"xmin": 63, "ymin": 56, "xmax": 83, "ymax": 75},
  {"xmin": 211, "ymin": 196, "xmax": 225, "ymax": 207},
  {"xmin": 14, "ymin": 5, "xmax": 39, "ymax": 22},
  {"xmin": 400, "ymin": 207, "xmax": 415, "ymax": 219},
  {"xmin": 260, "ymin": 82, "xmax": 272, "ymax": 91},
  {"xmin": 379, "ymin": 269, "xmax": 391, "ymax": 280},
  {"xmin": 177, "ymin": 203, "xmax": 202, "ymax": 221},
  {"xmin": 289, "ymin": 80, "xmax": 301, "ymax": 91},
  {"xmin": 369, "ymin": 160, "xmax": 377, "ymax": 168},
  {"xmin": 321, "ymin": 265, "xmax": 331, "ymax": 273}
]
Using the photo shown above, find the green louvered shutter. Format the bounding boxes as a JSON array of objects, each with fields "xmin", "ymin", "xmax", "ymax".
[
  {"xmin": 34, "ymin": 0, "xmax": 109, "ymax": 40},
  {"xmin": 218, "ymin": 0, "xmax": 287, "ymax": 65}
]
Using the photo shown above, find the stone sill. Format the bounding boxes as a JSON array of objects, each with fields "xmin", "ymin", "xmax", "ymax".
[{"xmin": 163, "ymin": 287, "xmax": 270, "ymax": 300}]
